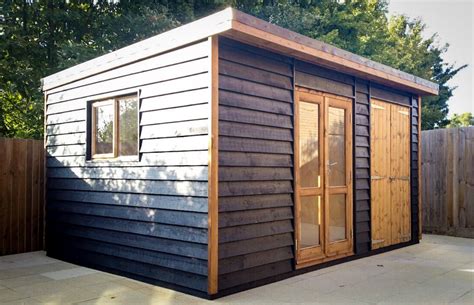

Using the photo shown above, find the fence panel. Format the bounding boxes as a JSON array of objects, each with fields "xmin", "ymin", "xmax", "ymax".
[
  {"xmin": 0, "ymin": 138, "xmax": 44, "ymax": 256},
  {"xmin": 422, "ymin": 127, "xmax": 474, "ymax": 238}
]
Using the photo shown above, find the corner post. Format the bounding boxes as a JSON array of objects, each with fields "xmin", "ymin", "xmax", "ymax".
[
  {"xmin": 418, "ymin": 96, "xmax": 422, "ymax": 240},
  {"xmin": 207, "ymin": 35, "xmax": 219, "ymax": 295}
]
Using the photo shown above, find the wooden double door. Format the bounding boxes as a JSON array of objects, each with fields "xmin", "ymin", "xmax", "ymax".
[
  {"xmin": 295, "ymin": 88, "xmax": 353, "ymax": 265},
  {"xmin": 370, "ymin": 99, "xmax": 411, "ymax": 249}
]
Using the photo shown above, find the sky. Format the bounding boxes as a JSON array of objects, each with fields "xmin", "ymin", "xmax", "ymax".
[{"xmin": 388, "ymin": 0, "xmax": 474, "ymax": 116}]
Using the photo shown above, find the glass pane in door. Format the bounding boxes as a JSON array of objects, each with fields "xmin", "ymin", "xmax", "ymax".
[
  {"xmin": 299, "ymin": 102, "xmax": 320, "ymax": 188},
  {"xmin": 329, "ymin": 194, "xmax": 346, "ymax": 242},
  {"xmin": 328, "ymin": 107, "xmax": 346, "ymax": 186},
  {"xmin": 300, "ymin": 196, "xmax": 321, "ymax": 248}
]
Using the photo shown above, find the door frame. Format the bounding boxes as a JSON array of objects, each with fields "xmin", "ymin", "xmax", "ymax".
[
  {"xmin": 294, "ymin": 87, "xmax": 354, "ymax": 267},
  {"xmin": 370, "ymin": 98, "xmax": 411, "ymax": 249}
]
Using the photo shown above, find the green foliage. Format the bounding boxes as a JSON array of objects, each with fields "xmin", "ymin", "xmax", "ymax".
[
  {"xmin": 448, "ymin": 113, "xmax": 474, "ymax": 128},
  {"xmin": 0, "ymin": 0, "xmax": 466, "ymax": 138}
]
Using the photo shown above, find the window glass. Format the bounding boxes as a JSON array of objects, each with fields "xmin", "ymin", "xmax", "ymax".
[
  {"xmin": 94, "ymin": 102, "xmax": 114, "ymax": 155},
  {"xmin": 328, "ymin": 107, "xmax": 346, "ymax": 186},
  {"xmin": 299, "ymin": 102, "xmax": 320, "ymax": 188},
  {"xmin": 300, "ymin": 196, "xmax": 321, "ymax": 248},
  {"xmin": 329, "ymin": 194, "xmax": 346, "ymax": 242},
  {"xmin": 91, "ymin": 94, "xmax": 138, "ymax": 159},
  {"xmin": 118, "ymin": 97, "xmax": 138, "ymax": 156}
]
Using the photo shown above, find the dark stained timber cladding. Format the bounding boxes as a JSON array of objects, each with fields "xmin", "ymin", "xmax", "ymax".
[
  {"xmin": 371, "ymin": 84, "xmax": 411, "ymax": 105},
  {"xmin": 354, "ymin": 80, "xmax": 371, "ymax": 254},
  {"xmin": 218, "ymin": 38, "xmax": 294, "ymax": 291},
  {"xmin": 45, "ymin": 40, "xmax": 210, "ymax": 294},
  {"xmin": 411, "ymin": 96, "xmax": 420, "ymax": 241}
]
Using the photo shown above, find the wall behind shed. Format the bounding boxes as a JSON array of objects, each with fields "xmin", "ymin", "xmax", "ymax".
[{"xmin": 44, "ymin": 39, "xmax": 212, "ymax": 295}]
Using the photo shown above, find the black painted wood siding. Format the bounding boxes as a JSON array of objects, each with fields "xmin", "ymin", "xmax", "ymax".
[
  {"xmin": 411, "ymin": 96, "xmax": 420, "ymax": 241},
  {"xmin": 217, "ymin": 38, "xmax": 294, "ymax": 291},
  {"xmin": 354, "ymin": 79, "xmax": 371, "ymax": 254},
  {"xmin": 45, "ymin": 40, "xmax": 211, "ymax": 294}
]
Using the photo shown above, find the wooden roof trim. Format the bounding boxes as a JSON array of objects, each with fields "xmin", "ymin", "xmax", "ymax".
[
  {"xmin": 42, "ymin": 7, "xmax": 438, "ymax": 96},
  {"xmin": 42, "ymin": 8, "xmax": 234, "ymax": 91},
  {"xmin": 228, "ymin": 9, "xmax": 438, "ymax": 95}
]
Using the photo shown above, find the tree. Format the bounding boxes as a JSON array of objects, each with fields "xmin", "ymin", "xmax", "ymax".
[
  {"xmin": 0, "ymin": 0, "xmax": 466, "ymax": 137},
  {"xmin": 448, "ymin": 112, "xmax": 474, "ymax": 128}
]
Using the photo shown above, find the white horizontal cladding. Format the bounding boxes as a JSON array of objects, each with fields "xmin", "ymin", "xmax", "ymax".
[
  {"xmin": 42, "ymin": 8, "xmax": 233, "ymax": 91},
  {"xmin": 140, "ymin": 135, "xmax": 209, "ymax": 153},
  {"xmin": 47, "ymin": 40, "xmax": 210, "ymax": 95},
  {"xmin": 141, "ymin": 119, "xmax": 208, "ymax": 139},
  {"xmin": 46, "ymin": 58, "xmax": 209, "ymax": 104},
  {"xmin": 140, "ymin": 88, "xmax": 209, "ymax": 112},
  {"xmin": 46, "ymin": 109, "xmax": 85, "ymax": 125},
  {"xmin": 47, "ymin": 178, "xmax": 209, "ymax": 197},
  {"xmin": 46, "ymin": 133, "xmax": 86, "ymax": 146},
  {"xmin": 47, "ymin": 190, "xmax": 208, "ymax": 213},
  {"xmin": 46, "ymin": 151, "xmax": 209, "ymax": 168},
  {"xmin": 46, "ymin": 144, "xmax": 86, "ymax": 157},
  {"xmin": 46, "ymin": 121, "xmax": 85, "ymax": 135},
  {"xmin": 140, "ymin": 103, "xmax": 209, "ymax": 126},
  {"xmin": 47, "ymin": 165, "xmax": 208, "ymax": 181},
  {"xmin": 47, "ymin": 99, "xmax": 86, "ymax": 115}
]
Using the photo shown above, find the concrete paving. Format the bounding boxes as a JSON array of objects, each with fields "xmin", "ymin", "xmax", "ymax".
[{"xmin": 0, "ymin": 234, "xmax": 472, "ymax": 304}]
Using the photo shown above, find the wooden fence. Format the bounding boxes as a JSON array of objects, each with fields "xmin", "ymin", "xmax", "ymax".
[
  {"xmin": 421, "ymin": 127, "xmax": 474, "ymax": 238},
  {"xmin": 0, "ymin": 138, "xmax": 45, "ymax": 256}
]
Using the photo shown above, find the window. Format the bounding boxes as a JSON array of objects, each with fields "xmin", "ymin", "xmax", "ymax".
[{"xmin": 90, "ymin": 94, "xmax": 138, "ymax": 159}]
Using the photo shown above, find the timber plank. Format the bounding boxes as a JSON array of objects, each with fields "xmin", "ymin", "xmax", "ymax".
[{"xmin": 218, "ymin": 194, "xmax": 293, "ymax": 212}]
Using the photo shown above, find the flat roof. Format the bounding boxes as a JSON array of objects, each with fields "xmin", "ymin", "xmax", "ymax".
[{"xmin": 42, "ymin": 8, "xmax": 438, "ymax": 95}]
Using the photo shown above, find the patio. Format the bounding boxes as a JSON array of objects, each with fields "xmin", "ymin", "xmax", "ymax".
[{"xmin": 0, "ymin": 234, "xmax": 472, "ymax": 305}]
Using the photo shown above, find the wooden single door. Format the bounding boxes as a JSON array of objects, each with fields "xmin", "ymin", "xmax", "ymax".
[
  {"xmin": 370, "ymin": 99, "xmax": 411, "ymax": 249},
  {"xmin": 295, "ymin": 88, "xmax": 353, "ymax": 265}
]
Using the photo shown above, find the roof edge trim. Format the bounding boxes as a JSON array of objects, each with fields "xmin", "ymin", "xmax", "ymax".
[
  {"xmin": 228, "ymin": 9, "xmax": 438, "ymax": 96},
  {"xmin": 42, "ymin": 8, "xmax": 234, "ymax": 91}
]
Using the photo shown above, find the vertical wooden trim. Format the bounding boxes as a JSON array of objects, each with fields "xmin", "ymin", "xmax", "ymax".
[
  {"xmin": 43, "ymin": 93, "xmax": 48, "ymax": 251},
  {"xmin": 418, "ymin": 96, "xmax": 422, "ymax": 240},
  {"xmin": 294, "ymin": 89, "xmax": 301, "ymax": 255},
  {"xmin": 367, "ymin": 82, "xmax": 372, "ymax": 250},
  {"xmin": 323, "ymin": 97, "xmax": 330, "ymax": 252},
  {"xmin": 207, "ymin": 35, "xmax": 219, "ymax": 295}
]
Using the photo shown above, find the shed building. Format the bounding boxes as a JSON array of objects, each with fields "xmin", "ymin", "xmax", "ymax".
[{"xmin": 42, "ymin": 8, "xmax": 438, "ymax": 299}]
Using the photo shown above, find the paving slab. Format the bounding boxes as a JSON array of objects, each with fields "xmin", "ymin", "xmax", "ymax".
[{"xmin": 0, "ymin": 234, "xmax": 471, "ymax": 304}]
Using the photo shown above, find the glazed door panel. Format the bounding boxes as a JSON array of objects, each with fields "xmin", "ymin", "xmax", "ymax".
[
  {"xmin": 370, "ymin": 99, "xmax": 411, "ymax": 249},
  {"xmin": 295, "ymin": 88, "xmax": 353, "ymax": 265}
]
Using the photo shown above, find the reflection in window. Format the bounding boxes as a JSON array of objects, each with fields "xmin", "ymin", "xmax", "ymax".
[
  {"xmin": 300, "ymin": 196, "xmax": 321, "ymax": 248},
  {"xmin": 94, "ymin": 102, "xmax": 114, "ymax": 155},
  {"xmin": 299, "ymin": 102, "xmax": 320, "ymax": 188},
  {"xmin": 328, "ymin": 107, "xmax": 346, "ymax": 186},
  {"xmin": 329, "ymin": 194, "xmax": 346, "ymax": 242},
  {"xmin": 91, "ymin": 94, "xmax": 138, "ymax": 159},
  {"xmin": 119, "ymin": 97, "xmax": 138, "ymax": 156}
]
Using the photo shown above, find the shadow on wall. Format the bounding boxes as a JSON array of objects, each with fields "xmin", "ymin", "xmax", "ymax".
[{"xmin": 44, "ymin": 133, "xmax": 210, "ymax": 292}]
